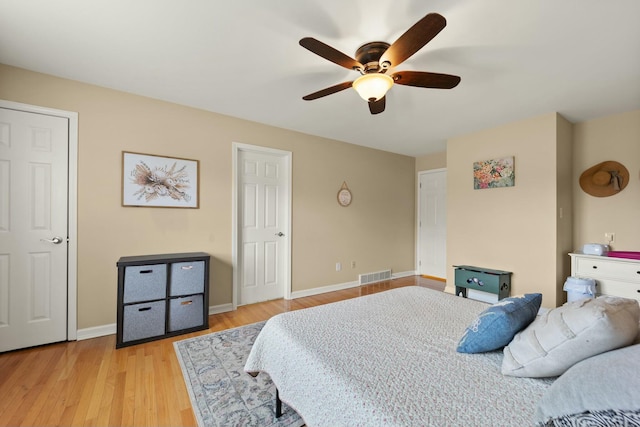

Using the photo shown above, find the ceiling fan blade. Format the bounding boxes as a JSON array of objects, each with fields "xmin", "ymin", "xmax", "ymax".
[
  {"xmin": 368, "ymin": 96, "xmax": 386, "ymax": 115},
  {"xmin": 379, "ymin": 13, "xmax": 446, "ymax": 68},
  {"xmin": 300, "ymin": 37, "xmax": 363, "ymax": 70},
  {"xmin": 392, "ymin": 71, "xmax": 460, "ymax": 89},
  {"xmin": 302, "ymin": 81, "xmax": 354, "ymax": 101}
]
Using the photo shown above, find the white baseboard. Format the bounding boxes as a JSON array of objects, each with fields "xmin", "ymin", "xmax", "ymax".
[
  {"xmin": 209, "ymin": 303, "xmax": 233, "ymax": 315},
  {"xmin": 392, "ymin": 270, "xmax": 416, "ymax": 279},
  {"xmin": 289, "ymin": 270, "xmax": 417, "ymax": 300},
  {"xmin": 77, "ymin": 323, "xmax": 117, "ymax": 341},
  {"xmin": 290, "ymin": 280, "xmax": 360, "ymax": 299}
]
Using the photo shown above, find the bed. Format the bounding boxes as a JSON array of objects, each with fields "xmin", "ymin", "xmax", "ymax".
[
  {"xmin": 245, "ymin": 286, "xmax": 553, "ymax": 426},
  {"xmin": 244, "ymin": 286, "xmax": 640, "ymax": 426}
]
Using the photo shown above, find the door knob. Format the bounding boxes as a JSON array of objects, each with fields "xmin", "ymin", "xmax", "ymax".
[
  {"xmin": 275, "ymin": 232, "xmax": 285, "ymax": 237},
  {"xmin": 41, "ymin": 236, "xmax": 64, "ymax": 244}
]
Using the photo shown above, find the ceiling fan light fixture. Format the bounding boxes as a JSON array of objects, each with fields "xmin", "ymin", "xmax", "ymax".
[{"xmin": 352, "ymin": 73, "xmax": 394, "ymax": 101}]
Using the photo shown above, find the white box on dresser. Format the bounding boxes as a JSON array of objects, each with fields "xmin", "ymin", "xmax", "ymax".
[{"xmin": 569, "ymin": 253, "xmax": 640, "ymax": 302}]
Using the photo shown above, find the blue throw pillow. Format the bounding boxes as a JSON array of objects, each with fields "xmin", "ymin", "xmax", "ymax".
[{"xmin": 457, "ymin": 293, "xmax": 542, "ymax": 354}]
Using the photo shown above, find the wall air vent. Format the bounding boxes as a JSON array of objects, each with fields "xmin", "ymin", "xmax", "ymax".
[{"xmin": 358, "ymin": 269, "xmax": 392, "ymax": 285}]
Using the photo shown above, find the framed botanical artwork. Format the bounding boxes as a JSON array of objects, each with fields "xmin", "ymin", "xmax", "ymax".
[
  {"xmin": 122, "ymin": 151, "xmax": 199, "ymax": 208},
  {"xmin": 473, "ymin": 156, "xmax": 515, "ymax": 189}
]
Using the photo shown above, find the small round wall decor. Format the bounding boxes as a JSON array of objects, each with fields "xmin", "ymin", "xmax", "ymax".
[{"xmin": 337, "ymin": 181, "xmax": 352, "ymax": 207}]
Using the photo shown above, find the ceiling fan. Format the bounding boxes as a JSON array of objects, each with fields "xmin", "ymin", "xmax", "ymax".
[{"xmin": 299, "ymin": 12, "xmax": 461, "ymax": 115}]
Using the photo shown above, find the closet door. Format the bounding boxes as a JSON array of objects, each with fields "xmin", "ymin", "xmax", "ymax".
[{"xmin": 418, "ymin": 169, "xmax": 447, "ymax": 279}]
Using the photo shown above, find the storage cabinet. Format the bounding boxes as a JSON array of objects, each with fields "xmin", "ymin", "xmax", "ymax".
[
  {"xmin": 116, "ymin": 252, "xmax": 210, "ymax": 348},
  {"xmin": 569, "ymin": 253, "xmax": 640, "ymax": 302},
  {"xmin": 454, "ymin": 265, "xmax": 511, "ymax": 300}
]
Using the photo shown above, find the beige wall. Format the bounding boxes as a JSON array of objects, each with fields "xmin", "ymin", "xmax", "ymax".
[
  {"xmin": 418, "ymin": 111, "xmax": 639, "ymax": 308},
  {"xmin": 555, "ymin": 116, "xmax": 574, "ymax": 304},
  {"xmin": 0, "ymin": 64, "xmax": 416, "ymax": 330},
  {"xmin": 2, "ymin": 61, "xmax": 636, "ymax": 330},
  {"xmin": 573, "ymin": 110, "xmax": 640, "ymax": 251},
  {"xmin": 415, "ymin": 151, "xmax": 446, "ymax": 171},
  {"xmin": 446, "ymin": 113, "xmax": 571, "ymax": 308}
]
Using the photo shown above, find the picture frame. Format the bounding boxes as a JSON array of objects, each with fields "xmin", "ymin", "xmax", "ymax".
[
  {"xmin": 122, "ymin": 151, "xmax": 199, "ymax": 208},
  {"xmin": 473, "ymin": 156, "xmax": 515, "ymax": 189}
]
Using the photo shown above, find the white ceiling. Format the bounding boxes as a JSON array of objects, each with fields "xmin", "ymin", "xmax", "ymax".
[{"xmin": 1, "ymin": 0, "xmax": 639, "ymax": 157}]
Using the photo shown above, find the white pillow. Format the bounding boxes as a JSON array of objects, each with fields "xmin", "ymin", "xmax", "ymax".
[
  {"xmin": 534, "ymin": 344, "xmax": 640, "ymax": 424},
  {"xmin": 502, "ymin": 296, "xmax": 640, "ymax": 378}
]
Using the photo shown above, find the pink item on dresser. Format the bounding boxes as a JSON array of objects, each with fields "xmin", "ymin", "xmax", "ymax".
[{"xmin": 607, "ymin": 251, "xmax": 640, "ymax": 260}]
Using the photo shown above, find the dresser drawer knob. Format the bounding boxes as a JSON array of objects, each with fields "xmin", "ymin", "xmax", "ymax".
[{"xmin": 592, "ymin": 265, "xmax": 598, "ymax": 269}]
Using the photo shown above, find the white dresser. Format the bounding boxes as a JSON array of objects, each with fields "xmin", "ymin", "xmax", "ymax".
[{"xmin": 569, "ymin": 253, "xmax": 640, "ymax": 302}]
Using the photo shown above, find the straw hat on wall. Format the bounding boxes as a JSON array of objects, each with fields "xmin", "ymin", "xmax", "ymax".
[{"xmin": 579, "ymin": 160, "xmax": 629, "ymax": 197}]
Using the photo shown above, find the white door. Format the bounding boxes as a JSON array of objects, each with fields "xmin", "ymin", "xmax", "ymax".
[
  {"xmin": 418, "ymin": 169, "xmax": 447, "ymax": 279},
  {"xmin": 236, "ymin": 147, "xmax": 290, "ymax": 305},
  {"xmin": 0, "ymin": 107, "xmax": 69, "ymax": 352}
]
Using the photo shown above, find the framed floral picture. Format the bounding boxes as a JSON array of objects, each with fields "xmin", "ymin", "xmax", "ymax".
[
  {"xmin": 122, "ymin": 152, "xmax": 199, "ymax": 208},
  {"xmin": 473, "ymin": 156, "xmax": 515, "ymax": 189}
]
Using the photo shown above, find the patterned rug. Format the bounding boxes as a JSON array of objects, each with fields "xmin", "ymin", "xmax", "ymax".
[{"xmin": 174, "ymin": 322, "xmax": 304, "ymax": 427}]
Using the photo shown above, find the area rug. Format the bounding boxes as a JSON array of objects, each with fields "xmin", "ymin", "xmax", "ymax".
[{"xmin": 174, "ymin": 322, "xmax": 304, "ymax": 427}]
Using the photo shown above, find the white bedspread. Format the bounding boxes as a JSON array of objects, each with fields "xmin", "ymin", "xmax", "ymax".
[{"xmin": 244, "ymin": 286, "xmax": 554, "ymax": 426}]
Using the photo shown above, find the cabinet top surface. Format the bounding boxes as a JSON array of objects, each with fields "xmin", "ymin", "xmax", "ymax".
[
  {"xmin": 453, "ymin": 265, "xmax": 512, "ymax": 275},
  {"xmin": 117, "ymin": 252, "xmax": 210, "ymax": 266}
]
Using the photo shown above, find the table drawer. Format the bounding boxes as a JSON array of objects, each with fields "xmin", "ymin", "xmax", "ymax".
[
  {"xmin": 575, "ymin": 257, "xmax": 640, "ymax": 281},
  {"xmin": 455, "ymin": 269, "xmax": 500, "ymax": 294}
]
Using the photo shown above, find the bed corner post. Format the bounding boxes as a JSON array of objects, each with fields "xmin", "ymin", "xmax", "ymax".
[{"xmin": 275, "ymin": 388, "xmax": 282, "ymax": 418}]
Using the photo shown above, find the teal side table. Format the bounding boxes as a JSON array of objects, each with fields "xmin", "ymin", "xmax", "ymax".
[{"xmin": 454, "ymin": 265, "xmax": 512, "ymax": 300}]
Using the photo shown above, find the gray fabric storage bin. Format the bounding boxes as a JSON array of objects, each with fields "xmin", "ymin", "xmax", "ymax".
[
  {"xmin": 168, "ymin": 294, "xmax": 204, "ymax": 332},
  {"xmin": 122, "ymin": 300, "xmax": 166, "ymax": 342},
  {"xmin": 170, "ymin": 261, "xmax": 205, "ymax": 296},
  {"xmin": 123, "ymin": 264, "xmax": 167, "ymax": 303}
]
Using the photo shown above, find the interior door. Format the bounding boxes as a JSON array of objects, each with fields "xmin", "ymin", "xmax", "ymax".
[
  {"xmin": 0, "ymin": 107, "xmax": 69, "ymax": 352},
  {"xmin": 418, "ymin": 169, "xmax": 447, "ymax": 279},
  {"xmin": 237, "ymin": 148, "xmax": 290, "ymax": 305}
]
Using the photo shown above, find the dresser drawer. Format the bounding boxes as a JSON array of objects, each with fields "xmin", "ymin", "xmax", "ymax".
[
  {"xmin": 597, "ymin": 280, "xmax": 640, "ymax": 301},
  {"xmin": 575, "ymin": 257, "xmax": 640, "ymax": 281},
  {"xmin": 170, "ymin": 261, "xmax": 205, "ymax": 296},
  {"xmin": 123, "ymin": 264, "xmax": 167, "ymax": 303}
]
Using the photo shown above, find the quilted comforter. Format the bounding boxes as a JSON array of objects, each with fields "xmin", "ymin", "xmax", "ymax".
[{"xmin": 244, "ymin": 286, "xmax": 554, "ymax": 426}]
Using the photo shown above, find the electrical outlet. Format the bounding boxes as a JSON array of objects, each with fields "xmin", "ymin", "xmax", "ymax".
[
  {"xmin": 351, "ymin": 261, "xmax": 356, "ymax": 268},
  {"xmin": 336, "ymin": 262, "xmax": 341, "ymax": 271},
  {"xmin": 605, "ymin": 232, "xmax": 615, "ymax": 243}
]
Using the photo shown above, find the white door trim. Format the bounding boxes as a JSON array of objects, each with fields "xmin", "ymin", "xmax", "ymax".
[
  {"xmin": 0, "ymin": 99, "xmax": 78, "ymax": 340},
  {"xmin": 232, "ymin": 142, "xmax": 292, "ymax": 310},
  {"xmin": 416, "ymin": 168, "xmax": 446, "ymax": 278}
]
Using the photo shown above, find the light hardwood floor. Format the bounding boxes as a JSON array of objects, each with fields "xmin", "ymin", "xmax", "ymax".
[{"xmin": 0, "ymin": 276, "xmax": 444, "ymax": 427}]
